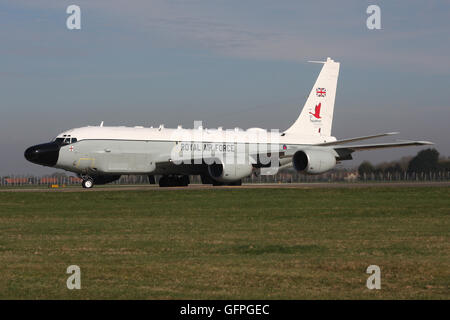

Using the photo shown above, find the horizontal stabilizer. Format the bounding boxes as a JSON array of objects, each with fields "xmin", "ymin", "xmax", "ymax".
[
  {"xmin": 317, "ymin": 132, "xmax": 399, "ymax": 146},
  {"xmin": 335, "ymin": 140, "xmax": 434, "ymax": 152}
]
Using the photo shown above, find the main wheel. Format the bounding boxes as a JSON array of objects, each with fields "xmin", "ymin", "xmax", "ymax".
[
  {"xmin": 180, "ymin": 175, "xmax": 189, "ymax": 186},
  {"xmin": 82, "ymin": 178, "xmax": 94, "ymax": 189},
  {"xmin": 159, "ymin": 176, "xmax": 168, "ymax": 187},
  {"xmin": 159, "ymin": 175, "xmax": 189, "ymax": 187},
  {"xmin": 229, "ymin": 180, "xmax": 242, "ymax": 186}
]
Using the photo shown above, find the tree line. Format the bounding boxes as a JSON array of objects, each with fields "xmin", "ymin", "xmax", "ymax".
[{"xmin": 358, "ymin": 149, "xmax": 450, "ymax": 175}]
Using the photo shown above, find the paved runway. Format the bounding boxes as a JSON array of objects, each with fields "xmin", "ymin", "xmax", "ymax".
[{"xmin": 1, "ymin": 181, "xmax": 449, "ymax": 192}]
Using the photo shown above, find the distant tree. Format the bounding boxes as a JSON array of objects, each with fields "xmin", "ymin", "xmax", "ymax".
[
  {"xmin": 375, "ymin": 160, "xmax": 403, "ymax": 174},
  {"xmin": 358, "ymin": 161, "xmax": 375, "ymax": 175},
  {"xmin": 398, "ymin": 156, "xmax": 413, "ymax": 171},
  {"xmin": 407, "ymin": 148, "xmax": 440, "ymax": 173},
  {"xmin": 439, "ymin": 159, "xmax": 450, "ymax": 171},
  {"xmin": 384, "ymin": 163, "xmax": 403, "ymax": 174}
]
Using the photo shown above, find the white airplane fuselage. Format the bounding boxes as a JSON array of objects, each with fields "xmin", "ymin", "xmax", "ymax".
[{"xmin": 51, "ymin": 125, "xmax": 336, "ymax": 176}]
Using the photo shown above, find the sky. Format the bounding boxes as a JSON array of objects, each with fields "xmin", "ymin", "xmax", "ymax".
[{"xmin": 1, "ymin": 0, "xmax": 449, "ymax": 175}]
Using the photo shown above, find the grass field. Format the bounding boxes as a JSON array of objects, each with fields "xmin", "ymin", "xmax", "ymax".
[{"xmin": 0, "ymin": 186, "xmax": 448, "ymax": 299}]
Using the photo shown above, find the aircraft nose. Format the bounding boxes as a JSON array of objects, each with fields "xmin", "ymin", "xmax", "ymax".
[{"xmin": 24, "ymin": 142, "xmax": 60, "ymax": 167}]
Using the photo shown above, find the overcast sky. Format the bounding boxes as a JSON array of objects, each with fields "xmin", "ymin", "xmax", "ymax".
[{"xmin": 1, "ymin": 0, "xmax": 449, "ymax": 175}]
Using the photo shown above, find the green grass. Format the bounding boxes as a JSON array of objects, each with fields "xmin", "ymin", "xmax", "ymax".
[{"xmin": 0, "ymin": 187, "xmax": 448, "ymax": 299}]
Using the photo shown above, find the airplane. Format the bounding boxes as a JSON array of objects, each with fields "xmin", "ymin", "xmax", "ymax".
[{"xmin": 24, "ymin": 57, "xmax": 433, "ymax": 188}]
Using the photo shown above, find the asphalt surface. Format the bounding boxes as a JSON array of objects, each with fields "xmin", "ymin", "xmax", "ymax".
[{"xmin": 1, "ymin": 181, "xmax": 449, "ymax": 192}]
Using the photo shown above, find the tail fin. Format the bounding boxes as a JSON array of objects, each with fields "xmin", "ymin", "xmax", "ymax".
[{"xmin": 284, "ymin": 57, "xmax": 340, "ymax": 139}]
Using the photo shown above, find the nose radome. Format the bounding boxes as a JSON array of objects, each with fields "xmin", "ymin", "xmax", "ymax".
[
  {"xmin": 24, "ymin": 142, "xmax": 60, "ymax": 167},
  {"xmin": 24, "ymin": 146, "xmax": 36, "ymax": 162}
]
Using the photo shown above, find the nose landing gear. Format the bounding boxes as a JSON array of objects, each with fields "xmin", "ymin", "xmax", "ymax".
[
  {"xmin": 78, "ymin": 174, "xmax": 121, "ymax": 189},
  {"xmin": 81, "ymin": 177, "xmax": 94, "ymax": 189}
]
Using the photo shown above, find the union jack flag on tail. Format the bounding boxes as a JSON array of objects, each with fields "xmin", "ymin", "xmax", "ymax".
[{"xmin": 316, "ymin": 88, "xmax": 326, "ymax": 97}]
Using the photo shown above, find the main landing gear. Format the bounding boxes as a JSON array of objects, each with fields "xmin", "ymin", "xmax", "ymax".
[{"xmin": 159, "ymin": 175, "xmax": 189, "ymax": 187}]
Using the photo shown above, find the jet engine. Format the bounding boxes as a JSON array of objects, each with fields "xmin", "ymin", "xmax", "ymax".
[
  {"xmin": 207, "ymin": 161, "xmax": 253, "ymax": 183},
  {"xmin": 292, "ymin": 149, "xmax": 336, "ymax": 174}
]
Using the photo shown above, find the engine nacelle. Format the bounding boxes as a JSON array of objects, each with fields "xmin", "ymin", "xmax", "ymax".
[
  {"xmin": 292, "ymin": 150, "xmax": 336, "ymax": 174},
  {"xmin": 208, "ymin": 161, "xmax": 253, "ymax": 183}
]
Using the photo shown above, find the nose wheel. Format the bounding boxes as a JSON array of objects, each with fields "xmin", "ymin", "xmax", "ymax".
[{"xmin": 82, "ymin": 178, "xmax": 94, "ymax": 189}]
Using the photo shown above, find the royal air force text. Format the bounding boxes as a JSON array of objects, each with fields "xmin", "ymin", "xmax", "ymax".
[{"xmin": 180, "ymin": 143, "xmax": 236, "ymax": 153}]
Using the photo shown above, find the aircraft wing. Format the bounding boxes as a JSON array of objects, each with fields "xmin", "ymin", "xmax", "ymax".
[{"xmin": 154, "ymin": 140, "xmax": 433, "ymax": 169}]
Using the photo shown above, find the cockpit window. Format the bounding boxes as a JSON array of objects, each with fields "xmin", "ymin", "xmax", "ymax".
[
  {"xmin": 54, "ymin": 137, "xmax": 78, "ymax": 145},
  {"xmin": 54, "ymin": 138, "xmax": 67, "ymax": 145}
]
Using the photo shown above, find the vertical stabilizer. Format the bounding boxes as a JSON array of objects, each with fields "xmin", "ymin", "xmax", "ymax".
[{"xmin": 284, "ymin": 57, "xmax": 340, "ymax": 140}]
